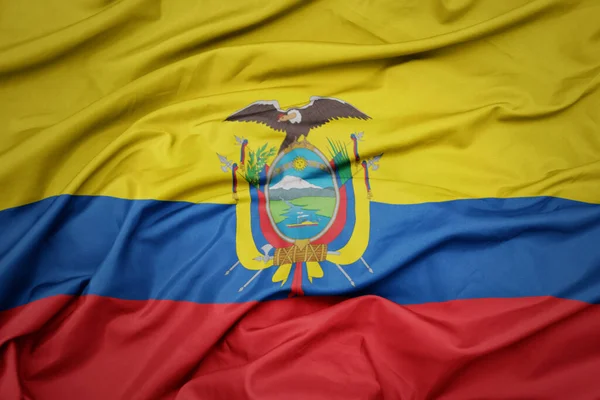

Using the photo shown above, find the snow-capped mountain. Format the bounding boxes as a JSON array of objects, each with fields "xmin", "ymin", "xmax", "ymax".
[
  {"xmin": 269, "ymin": 175, "xmax": 335, "ymax": 200},
  {"xmin": 270, "ymin": 175, "xmax": 322, "ymax": 190}
]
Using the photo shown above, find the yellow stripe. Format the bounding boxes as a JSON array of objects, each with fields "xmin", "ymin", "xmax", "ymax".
[{"xmin": 1, "ymin": 0, "xmax": 599, "ymax": 211}]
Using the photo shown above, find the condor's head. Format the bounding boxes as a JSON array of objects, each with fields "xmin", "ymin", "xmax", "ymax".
[{"xmin": 277, "ymin": 110, "xmax": 302, "ymax": 124}]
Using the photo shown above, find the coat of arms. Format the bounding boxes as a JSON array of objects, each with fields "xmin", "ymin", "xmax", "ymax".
[{"xmin": 217, "ymin": 97, "xmax": 382, "ymax": 296}]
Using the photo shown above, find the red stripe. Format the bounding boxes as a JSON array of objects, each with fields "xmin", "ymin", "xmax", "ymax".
[
  {"xmin": 289, "ymin": 262, "xmax": 304, "ymax": 297},
  {"xmin": 240, "ymin": 142, "xmax": 247, "ymax": 164},
  {"xmin": 232, "ymin": 166, "xmax": 238, "ymax": 194},
  {"xmin": 352, "ymin": 138, "xmax": 359, "ymax": 161},
  {"xmin": 361, "ymin": 162, "xmax": 370, "ymax": 191},
  {"xmin": 1, "ymin": 295, "xmax": 599, "ymax": 399}
]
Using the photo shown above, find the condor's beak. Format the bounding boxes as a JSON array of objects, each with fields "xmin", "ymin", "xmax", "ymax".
[{"xmin": 278, "ymin": 114, "xmax": 288, "ymax": 122}]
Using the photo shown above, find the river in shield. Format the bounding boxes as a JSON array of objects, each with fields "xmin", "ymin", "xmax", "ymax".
[{"xmin": 275, "ymin": 200, "xmax": 332, "ymax": 241}]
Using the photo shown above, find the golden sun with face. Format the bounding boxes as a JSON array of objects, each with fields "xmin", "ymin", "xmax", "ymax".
[{"xmin": 292, "ymin": 157, "xmax": 307, "ymax": 171}]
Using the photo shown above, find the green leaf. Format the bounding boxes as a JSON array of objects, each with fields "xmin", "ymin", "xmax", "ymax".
[{"xmin": 258, "ymin": 143, "xmax": 267, "ymax": 157}]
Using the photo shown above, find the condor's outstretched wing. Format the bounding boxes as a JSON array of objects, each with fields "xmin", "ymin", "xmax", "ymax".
[
  {"xmin": 225, "ymin": 101, "xmax": 287, "ymax": 132},
  {"xmin": 300, "ymin": 96, "xmax": 370, "ymax": 129}
]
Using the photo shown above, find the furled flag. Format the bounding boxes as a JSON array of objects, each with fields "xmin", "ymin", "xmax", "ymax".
[{"xmin": 1, "ymin": 1, "xmax": 600, "ymax": 399}]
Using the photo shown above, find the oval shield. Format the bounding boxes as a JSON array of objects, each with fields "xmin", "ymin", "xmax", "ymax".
[{"xmin": 265, "ymin": 144, "xmax": 340, "ymax": 243}]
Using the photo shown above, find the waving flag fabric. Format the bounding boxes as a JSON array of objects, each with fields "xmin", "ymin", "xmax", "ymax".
[{"xmin": 2, "ymin": 1, "xmax": 600, "ymax": 399}]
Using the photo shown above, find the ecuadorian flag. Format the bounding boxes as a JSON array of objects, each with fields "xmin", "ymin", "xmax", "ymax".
[{"xmin": 2, "ymin": 1, "xmax": 600, "ymax": 399}]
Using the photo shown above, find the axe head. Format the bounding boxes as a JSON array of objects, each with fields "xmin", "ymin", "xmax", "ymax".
[{"xmin": 260, "ymin": 244, "xmax": 274, "ymax": 256}]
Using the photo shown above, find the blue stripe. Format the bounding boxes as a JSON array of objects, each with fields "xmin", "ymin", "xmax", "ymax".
[{"xmin": 2, "ymin": 195, "xmax": 600, "ymax": 310}]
